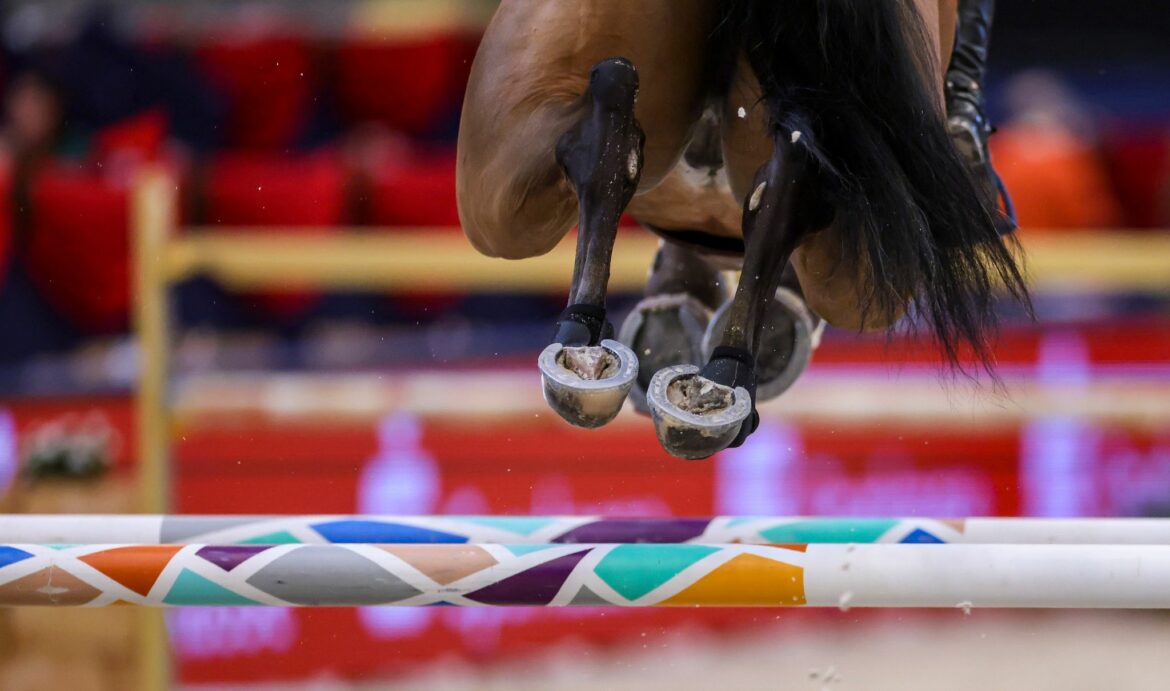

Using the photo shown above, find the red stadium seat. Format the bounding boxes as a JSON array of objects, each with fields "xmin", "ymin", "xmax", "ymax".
[
  {"xmin": 1101, "ymin": 126, "xmax": 1170, "ymax": 228},
  {"xmin": 335, "ymin": 34, "xmax": 477, "ymax": 136},
  {"xmin": 195, "ymin": 33, "xmax": 312, "ymax": 150},
  {"xmin": 369, "ymin": 150, "xmax": 460, "ymax": 229},
  {"xmin": 91, "ymin": 108, "xmax": 169, "ymax": 166},
  {"xmin": 368, "ymin": 149, "xmax": 637, "ymax": 231},
  {"xmin": 366, "ymin": 150, "xmax": 462, "ymax": 316},
  {"xmin": 202, "ymin": 153, "xmax": 349, "ymax": 319},
  {"xmin": 25, "ymin": 165, "xmax": 133, "ymax": 333},
  {"xmin": 203, "ymin": 153, "xmax": 348, "ymax": 227}
]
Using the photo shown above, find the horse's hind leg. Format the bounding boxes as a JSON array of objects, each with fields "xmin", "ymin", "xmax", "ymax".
[
  {"xmin": 619, "ymin": 239, "xmax": 729, "ymax": 414},
  {"xmin": 700, "ymin": 263, "xmax": 823, "ymax": 404},
  {"xmin": 537, "ymin": 58, "xmax": 645, "ymax": 428},
  {"xmin": 719, "ymin": 0, "xmax": 958, "ymax": 333},
  {"xmin": 646, "ymin": 131, "xmax": 817, "ymax": 459}
]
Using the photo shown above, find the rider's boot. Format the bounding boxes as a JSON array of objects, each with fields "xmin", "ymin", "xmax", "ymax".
[{"xmin": 945, "ymin": 0, "xmax": 1017, "ymax": 235}]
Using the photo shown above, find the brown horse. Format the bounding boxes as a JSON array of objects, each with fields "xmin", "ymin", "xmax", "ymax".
[{"xmin": 456, "ymin": 0, "xmax": 1026, "ymax": 459}]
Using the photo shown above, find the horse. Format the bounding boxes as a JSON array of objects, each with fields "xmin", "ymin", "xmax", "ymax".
[{"xmin": 455, "ymin": 0, "xmax": 1028, "ymax": 460}]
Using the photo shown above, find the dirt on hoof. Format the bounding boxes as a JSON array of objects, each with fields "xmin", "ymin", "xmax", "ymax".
[
  {"xmin": 666, "ymin": 375, "xmax": 734, "ymax": 415},
  {"xmin": 558, "ymin": 346, "xmax": 619, "ymax": 380}
]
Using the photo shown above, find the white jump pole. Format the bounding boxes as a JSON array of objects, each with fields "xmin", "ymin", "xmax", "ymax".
[
  {"xmin": 3, "ymin": 515, "xmax": 1170, "ymax": 545},
  {"xmin": 1, "ymin": 543, "xmax": 1169, "ymax": 608}
]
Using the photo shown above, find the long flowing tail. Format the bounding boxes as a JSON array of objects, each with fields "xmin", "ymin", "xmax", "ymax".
[{"xmin": 725, "ymin": 0, "xmax": 1029, "ymax": 372}]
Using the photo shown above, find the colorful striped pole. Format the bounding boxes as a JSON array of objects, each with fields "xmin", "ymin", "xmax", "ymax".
[
  {"xmin": 2, "ymin": 515, "xmax": 1170, "ymax": 546},
  {"xmin": 2, "ymin": 542, "xmax": 1169, "ymax": 608}
]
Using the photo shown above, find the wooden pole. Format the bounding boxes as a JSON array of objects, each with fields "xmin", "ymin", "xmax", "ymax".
[{"xmin": 131, "ymin": 168, "xmax": 175, "ymax": 691}]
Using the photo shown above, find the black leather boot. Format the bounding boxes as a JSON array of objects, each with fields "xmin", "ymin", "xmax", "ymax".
[{"xmin": 945, "ymin": 0, "xmax": 1017, "ymax": 235}]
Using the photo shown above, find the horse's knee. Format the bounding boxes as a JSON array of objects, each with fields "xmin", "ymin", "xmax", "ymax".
[
  {"xmin": 457, "ymin": 79, "xmax": 580, "ymax": 259},
  {"xmin": 463, "ymin": 221, "xmax": 565, "ymax": 260},
  {"xmin": 458, "ymin": 184, "xmax": 573, "ymax": 260}
]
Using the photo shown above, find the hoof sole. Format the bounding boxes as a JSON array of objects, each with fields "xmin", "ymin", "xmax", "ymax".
[
  {"xmin": 618, "ymin": 293, "xmax": 712, "ymax": 415},
  {"xmin": 645, "ymin": 365, "xmax": 751, "ymax": 460},
  {"xmin": 539, "ymin": 339, "xmax": 637, "ymax": 428},
  {"xmin": 702, "ymin": 286, "xmax": 817, "ymax": 403}
]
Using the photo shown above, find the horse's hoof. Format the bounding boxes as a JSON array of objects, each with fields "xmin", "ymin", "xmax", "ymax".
[
  {"xmin": 617, "ymin": 293, "xmax": 712, "ymax": 415},
  {"xmin": 645, "ymin": 365, "xmax": 752, "ymax": 460},
  {"xmin": 702, "ymin": 286, "xmax": 821, "ymax": 403},
  {"xmin": 539, "ymin": 339, "xmax": 638, "ymax": 428}
]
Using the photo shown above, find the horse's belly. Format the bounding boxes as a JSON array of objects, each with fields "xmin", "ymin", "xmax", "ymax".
[{"xmin": 626, "ymin": 161, "xmax": 742, "ymax": 240}]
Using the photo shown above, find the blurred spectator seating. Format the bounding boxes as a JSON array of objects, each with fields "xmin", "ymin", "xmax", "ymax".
[
  {"xmin": 7, "ymin": 11, "xmax": 1170, "ymax": 355},
  {"xmin": 194, "ymin": 30, "xmax": 314, "ymax": 151},
  {"xmin": 336, "ymin": 33, "xmax": 477, "ymax": 138},
  {"xmin": 1101, "ymin": 127, "xmax": 1170, "ymax": 228},
  {"xmin": 202, "ymin": 152, "xmax": 348, "ymax": 321},
  {"xmin": 0, "ymin": 160, "xmax": 10, "ymax": 297},
  {"xmin": 992, "ymin": 124, "xmax": 1125, "ymax": 230},
  {"xmin": 367, "ymin": 147, "xmax": 460, "ymax": 229},
  {"xmin": 203, "ymin": 152, "xmax": 347, "ymax": 227},
  {"xmin": 19, "ymin": 92, "xmax": 186, "ymax": 334},
  {"xmin": 991, "ymin": 71, "xmax": 1125, "ymax": 231},
  {"xmin": 24, "ymin": 164, "xmax": 134, "ymax": 333},
  {"xmin": 90, "ymin": 108, "xmax": 170, "ymax": 169},
  {"xmin": 359, "ymin": 145, "xmax": 463, "ymax": 318}
]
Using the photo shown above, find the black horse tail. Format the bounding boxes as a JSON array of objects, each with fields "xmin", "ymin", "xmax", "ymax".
[{"xmin": 724, "ymin": 0, "xmax": 1029, "ymax": 374}]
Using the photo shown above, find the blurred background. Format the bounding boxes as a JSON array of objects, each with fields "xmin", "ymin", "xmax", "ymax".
[{"xmin": 0, "ymin": 0, "xmax": 1168, "ymax": 689}]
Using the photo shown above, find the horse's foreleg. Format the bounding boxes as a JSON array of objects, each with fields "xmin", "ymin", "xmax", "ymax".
[
  {"xmin": 538, "ymin": 58, "xmax": 645, "ymax": 428},
  {"xmin": 646, "ymin": 131, "xmax": 813, "ymax": 459}
]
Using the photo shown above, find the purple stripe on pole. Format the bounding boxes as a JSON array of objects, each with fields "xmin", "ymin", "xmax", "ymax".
[
  {"xmin": 466, "ymin": 549, "xmax": 590, "ymax": 605},
  {"xmin": 196, "ymin": 545, "xmax": 273, "ymax": 572},
  {"xmin": 553, "ymin": 519, "xmax": 712, "ymax": 544}
]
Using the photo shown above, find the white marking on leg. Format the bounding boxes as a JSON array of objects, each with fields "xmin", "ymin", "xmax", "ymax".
[{"xmin": 749, "ymin": 181, "xmax": 766, "ymax": 211}]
